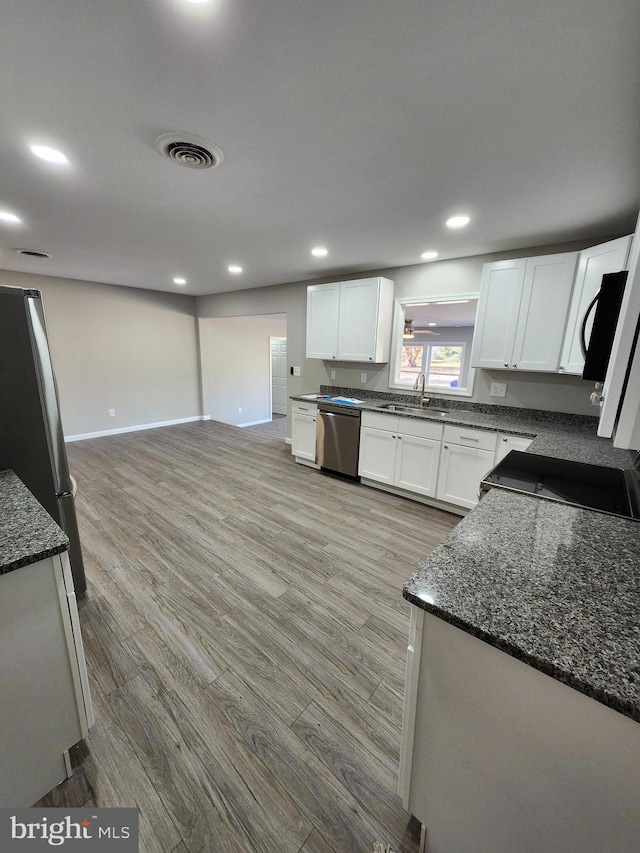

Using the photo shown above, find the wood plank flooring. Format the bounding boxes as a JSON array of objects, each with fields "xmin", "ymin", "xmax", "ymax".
[{"xmin": 35, "ymin": 420, "xmax": 459, "ymax": 852}]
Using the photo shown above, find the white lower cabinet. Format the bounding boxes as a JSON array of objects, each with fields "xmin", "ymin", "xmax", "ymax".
[
  {"xmin": 401, "ymin": 608, "xmax": 640, "ymax": 853},
  {"xmin": 291, "ymin": 402, "xmax": 318, "ymax": 463},
  {"xmin": 359, "ymin": 413, "xmax": 442, "ymax": 497},
  {"xmin": 494, "ymin": 433, "xmax": 534, "ymax": 464},
  {"xmin": 436, "ymin": 425, "xmax": 498, "ymax": 509}
]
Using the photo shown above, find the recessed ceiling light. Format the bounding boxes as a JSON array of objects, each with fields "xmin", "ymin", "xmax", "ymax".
[
  {"xmin": 228, "ymin": 265, "xmax": 243, "ymax": 274},
  {"xmin": 0, "ymin": 211, "xmax": 22, "ymax": 224},
  {"xmin": 173, "ymin": 277, "xmax": 187, "ymax": 285},
  {"xmin": 421, "ymin": 251, "xmax": 438, "ymax": 260},
  {"xmin": 30, "ymin": 145, "xmax": 69, "ymax": 164},
  {"xmin": 446, "ymin": 215, "xmax": 470, "ymax": 229},
  {"xmin": 311, "ymin": 246, "xmax": 328, "ymax": 257},
  {"xmin": 15, "ymin": 249, "xmax": 51, "ymax": 258},
  {"xmin": 183, "ymin": 0, "xmax": 212, "ymax": 4},
  {"xmin": 428, "ymin": 322, "xmax": 437, "ymax": 327}
]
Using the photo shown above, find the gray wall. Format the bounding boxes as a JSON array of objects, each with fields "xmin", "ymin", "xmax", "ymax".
[
  {"xmin": 199, "ymin": 314, "xmax": 286, "ymax": 426},
  {"xmin": 197, "ymin": 236, "xmax": 614, "ymax": 428},
  {"xmin": 0, "ymin": 269, "xmax": 201, "ymax": 437}
]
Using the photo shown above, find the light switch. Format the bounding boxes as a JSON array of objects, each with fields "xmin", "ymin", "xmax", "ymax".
[
  {"xmin": 490, "ymin": 382, "xmax": 507, "ymax": 398},
  {"xmin": 292, "ymin": 366, "xmax": 301, "ymax": 377}
]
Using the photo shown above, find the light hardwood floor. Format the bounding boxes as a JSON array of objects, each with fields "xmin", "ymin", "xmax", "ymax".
[{"xmin": 36, "ymin": 420, "xmax": 459, "ymax": 852}]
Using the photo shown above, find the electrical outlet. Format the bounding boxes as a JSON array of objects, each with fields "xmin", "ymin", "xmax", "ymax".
[
  {"xmin": 109, "ymin": 408, "xmax": 115, "ymax": 417},
  {"xmin": 490, "ymin": 382, "xmax": 507, "ymax": 398},
  {"xmin": 360, "ymin": 372, "xmax": 367, "ymax": 383},
  {"xmin": 292, "ymin": 366, "xmax": 301, "ymax": 377},
  {"xmin": 238, "ymin": 407, "xmax": 242, "ymax": 414},
  {"xmin": 330, "ymin": 370, "xmax": 336, "ymax": 380}
]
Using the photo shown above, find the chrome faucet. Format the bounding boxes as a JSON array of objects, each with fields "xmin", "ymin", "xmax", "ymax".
[{"xmin": 413, "ymin": 373, "xmax": 430, "ymax": 406}]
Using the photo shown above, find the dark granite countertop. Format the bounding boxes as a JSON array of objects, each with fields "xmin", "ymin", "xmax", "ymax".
[
  {"xmin": 0, "ymin": 470, "xmax": 69, "ymax": 575},
  {"xmin": 291, "ymin": 389, "xmax": 635, "ymax": 468},
  {"xmin": 404, "ymin": 489, "xmax": 640, "ymax": 723}
]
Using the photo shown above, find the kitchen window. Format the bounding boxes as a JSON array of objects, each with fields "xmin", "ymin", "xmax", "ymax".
[{"xmin": 389, "ymin": 294, "xmax": 479, "ymax": 396}]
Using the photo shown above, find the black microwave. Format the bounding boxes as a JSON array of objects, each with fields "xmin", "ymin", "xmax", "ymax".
[{"xmin": 581, "ymin": 270, "xmax": 628, "ymax": 382}]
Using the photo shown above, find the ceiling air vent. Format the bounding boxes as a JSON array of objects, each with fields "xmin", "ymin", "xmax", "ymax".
[
  {"xmin": 155, "ymin": 132, "xmax": 223, "ymax": 170},
  {"xmin": 15, "ymin": 249, "xmax": 51, "ymax": 259}
]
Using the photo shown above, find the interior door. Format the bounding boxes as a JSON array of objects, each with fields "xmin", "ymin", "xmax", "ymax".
[{"xmin": 270, "ymin": 337, "xmax": 287, "ymax": 415}]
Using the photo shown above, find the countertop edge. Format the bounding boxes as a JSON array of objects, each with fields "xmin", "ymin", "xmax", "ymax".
[{"xmin": 402, "ymin": 588, "xmax": 640, "ymax": 724}]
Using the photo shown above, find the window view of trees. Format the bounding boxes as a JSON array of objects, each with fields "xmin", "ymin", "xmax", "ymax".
[{"xmin": 400, "ymin": 343, "xmax": 465, "ymax": 388}]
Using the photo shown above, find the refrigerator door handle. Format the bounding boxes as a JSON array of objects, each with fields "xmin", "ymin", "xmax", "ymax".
[{"xmin": 25, "ymin": 296, "xmax": 73, "ymax": 495}]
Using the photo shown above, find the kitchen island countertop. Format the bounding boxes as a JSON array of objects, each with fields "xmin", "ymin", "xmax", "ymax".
[
  {"xmin": 404, "ymin": 488, "xmax": 640, "ymax": 722},
  {"xmin": 0, "ymin": 470, "xmax": 69, "ymax": 575}
]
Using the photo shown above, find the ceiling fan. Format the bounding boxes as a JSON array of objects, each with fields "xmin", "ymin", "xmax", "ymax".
[{"xmin": 403, "ymin": 319, "xmax": 441, "ymax": 339}]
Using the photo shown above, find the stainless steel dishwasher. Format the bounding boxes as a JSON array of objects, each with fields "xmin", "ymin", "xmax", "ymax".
[{"xmin": 316, "ymin": 402, "xmax": 361, "ymax": 479}]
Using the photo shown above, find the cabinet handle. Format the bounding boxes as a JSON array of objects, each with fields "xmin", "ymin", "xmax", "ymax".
[
  {"xmin": 444, "ymin": 445, "xmax": 448, "ymax": 449},
  {"xmin": 513, "ymin": 364, "xmax": 517, "ymax": 368},
  {"xmin": 460, "ymin": 436, "xmax": 479, "ymax": 442},
  {"xmin": 398, "ymin": 435, "xmax": 402, "ymax": 440},
  {"xmin": 298, "ymin": 406, "xmax": 309, "ymax": 411},
  {"xmin": 392, "ymin": 435, "xmax": 396, "ymax": 439},
  {"xmin": 504, "ymin": 363, "xmax": 508, "ymax": 367},
  {"xmin": 502, "ymin": 437, "xmax": 508, "ymax": 442}
]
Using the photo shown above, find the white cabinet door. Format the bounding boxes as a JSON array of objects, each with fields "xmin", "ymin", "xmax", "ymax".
[
  {"xmin": 494, "ymin": 434, "xmax": 534, "ymax": 465},
  {"xmin": 471, "ymin": 259, "xmax": 526, "ymax": 369},
  {"xmin": 338, "ymin": 278, "xmax": 381, "ymax": 361},
  {"xmin": 511, "ymin": 252, "xmax": 578, "ymax": 371},
  {"xmin": 559, "ymin": 236, "xmax": 632, "ymax": 375},
  {"xmin": 437, "ymin": 443, "xmax": 496, "ymax": 509},
  {"xmin": 395, "ymin": 434, "xmax": 441, "ymax": 497},
  {"xmin": 358, "ymin": 426, "xmax": 396, "ymax": 483},
  {"xmin": 291, "ymin": 412, "xmax": 317, "ymax": 461},
  {"xmin": 306, "ymin": 283, "xmax": 340, "ymax": 359},
  {"xmin": 307, "ymin": 277, "xmax": 394, "ymax": 362}
]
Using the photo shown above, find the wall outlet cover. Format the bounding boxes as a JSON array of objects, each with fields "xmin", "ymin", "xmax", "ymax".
[
  {"xmin": 292, "ymin": 366, "xmax": 301, "ymax": 377},
  {"xmin": 360, "ymin": 372, "xmax": 367, "ymax": 383},
  {"xmin": 490, "ymin": 382, "xmax": 507, "ymax": 398},
  {"xmin": 330, "ymin": 370, "xmax": 336, "ymax": 380},
  {"xmin": 109, "ymin": 408, "xmax": 115, "ymax": 417}
]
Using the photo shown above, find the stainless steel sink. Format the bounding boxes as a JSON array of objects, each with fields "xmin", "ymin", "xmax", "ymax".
[{"xmin": 378, "ymin": 403, "xmax": 448, "ymax": 417}]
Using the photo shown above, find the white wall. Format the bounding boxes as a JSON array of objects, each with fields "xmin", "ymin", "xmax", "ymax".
[
  {"xmin": 199, "ymin": 314, "xmax": 286, "ymax": 426},
  {"xmin": 0, "ymin": 269, "xmax": 201, "ymax": 437}
]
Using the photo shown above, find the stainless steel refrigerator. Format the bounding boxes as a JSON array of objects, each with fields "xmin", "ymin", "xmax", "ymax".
[{"xmin": 0, "ymin": 285, "xmax": 87, "ymax": 593}]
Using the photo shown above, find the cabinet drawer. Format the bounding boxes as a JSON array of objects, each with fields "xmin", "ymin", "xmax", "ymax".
[
  {"xmin": 362, "ymin": 411, "xmax": 398, "ymax": 431},
  {"xmin": 398, "ymin": 416, "xmax": 443, "ymax": 441},
  {"xmin": 292, "ymin": 401, "xmax": 317, "ymax": 416},
  {"xmin": 443, "ymin": 425, "xmax": 497, "ymax": 452}
]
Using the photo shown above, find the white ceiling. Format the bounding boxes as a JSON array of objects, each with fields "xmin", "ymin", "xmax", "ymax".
[{"xmin": 0, "ymin": 0, "xmax": 638, "ymax": 296}]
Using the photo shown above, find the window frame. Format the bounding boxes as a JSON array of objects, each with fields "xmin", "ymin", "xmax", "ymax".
[{"xmin": 389, "ymin": 293, "xmax": 480, "ymax": 397}]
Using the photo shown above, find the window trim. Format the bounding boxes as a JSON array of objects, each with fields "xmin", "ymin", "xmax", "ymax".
[{"xmin": 389, "ymin": 293, "xmax": 480, "ymax": 397}]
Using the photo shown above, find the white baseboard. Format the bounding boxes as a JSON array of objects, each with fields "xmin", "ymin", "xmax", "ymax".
[
  {"xmin": 65, "ymin": 415, "xmax": 206, "ymax": 443},
  {"xmin": 238, "ymin": 418, "xmax": 272, "ymax": 428}
]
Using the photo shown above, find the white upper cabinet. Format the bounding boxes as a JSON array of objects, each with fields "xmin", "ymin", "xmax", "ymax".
[
  {"xmin": 471, "ymin": 252, "xmax": 578, "ymax": 372},
  {"xmin": 470, "ymin": 259, "xmax": 527, "ymax": 370},
  {"xmin": 306, "ymin": 277, "xmax": 394, "ymax": 362},
  {"xmin": 512, "ymin": 252, "xmax": 578, "ymax": 371},
  {"xmin": 559, "ymin": 236, "xmax": 632, "ymax": 376},
  {"xmin": 306, "ymin": 282, "xmax": 340, "ymax": 359}
]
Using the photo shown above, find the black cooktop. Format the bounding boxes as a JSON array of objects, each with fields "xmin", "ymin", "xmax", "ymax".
[{"xmin": 481, "ymin": 451, "xmax": 640, "ymax": 520}]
